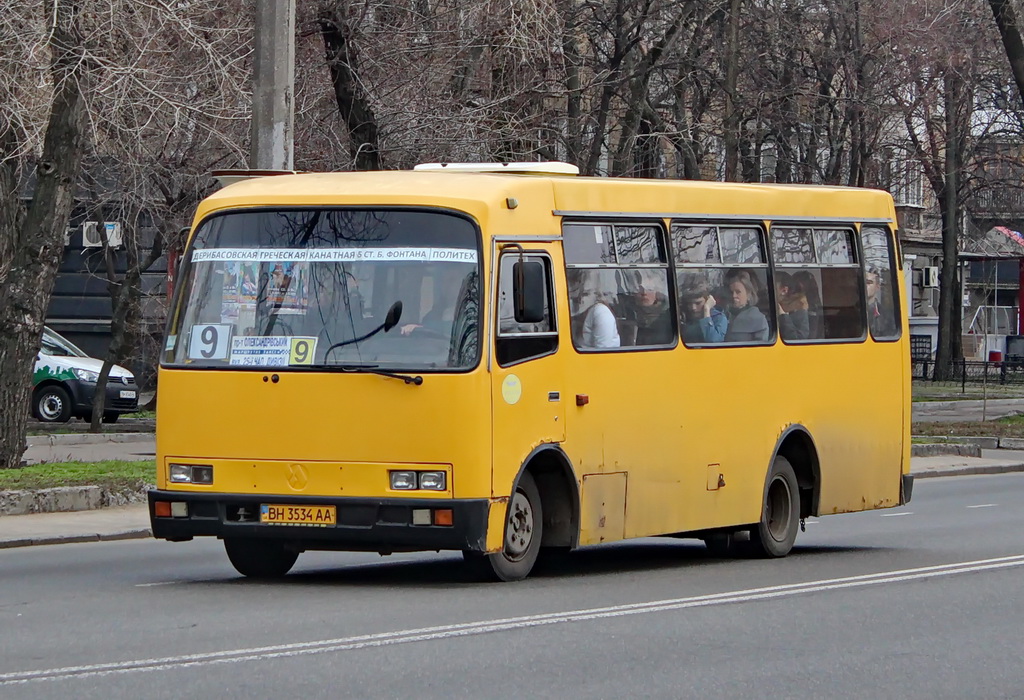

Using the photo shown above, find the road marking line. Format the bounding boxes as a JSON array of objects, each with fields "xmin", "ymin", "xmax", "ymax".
[
  {"xmin": 5, "ymin": 553, "xmax": 1024, "ymax": 686},
  {"xmin": 880, "ymin": 512, "xmax": 912, "ymax": 517},
  {"xmin": 966, "ymin": 504, "xmax": 998, "ymax": 509}
]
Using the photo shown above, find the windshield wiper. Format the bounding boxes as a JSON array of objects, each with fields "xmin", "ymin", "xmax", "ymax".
[{"xmin": 303, "ymin": 362, "xmax": 423, "ymax": 386}]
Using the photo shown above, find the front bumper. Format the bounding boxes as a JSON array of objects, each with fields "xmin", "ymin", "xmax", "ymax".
[
  {"xmin": 68, "ymin": 378, "xmax": 140, "ymax": 414},
  {"xmin": 148, "ymin": 490, "xmax": 490, "ymax": 552}
]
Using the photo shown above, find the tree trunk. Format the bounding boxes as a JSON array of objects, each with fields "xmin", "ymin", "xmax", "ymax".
[
  {"xmin": 990, "ymin": 0, "xmax": 1024, "ymax": 108},
  {"xmin": 722, "ymin": 0, "xmax": 743, "ymax": 182},
  {"xmin": 0, "ymin": 0, "xmax": 88, "ymax": 469},
  {"xmin": 935, "ymin": 71, "xmax": 965, "ymax": 379},
  {"xmin": 319, "ymin": 7, "xmax": 381, "ymax": 171}
]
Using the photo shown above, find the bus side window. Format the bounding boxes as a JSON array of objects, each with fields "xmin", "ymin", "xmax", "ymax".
[
  {"xmin": 496, "ymin": 253, "xmax": 558, "ymax": 366},
  {"xmin": 771, "ymin": 227, "xmax": 864, "ymax": 342},
  {"xmin": 861, "ymin": 226, "xmax": 902, "ymax": 340}
]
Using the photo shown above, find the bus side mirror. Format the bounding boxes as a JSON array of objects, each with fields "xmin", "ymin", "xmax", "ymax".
[{"xmin": 513, "ymin": 261, "xmax": 546, "ymax": 324}]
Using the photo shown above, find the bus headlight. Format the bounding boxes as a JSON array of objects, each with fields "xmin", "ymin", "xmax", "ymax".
[
  {"xmin": 389, "ymin": 471, "xmax": 418, "ymax": 490},
  {"xmin": 418, "ymin": 471, "xmax": 446, "ymax": 491},
  {"xmin": 169, "ymin": 463, "xmax": 214, "ymax": 484}
]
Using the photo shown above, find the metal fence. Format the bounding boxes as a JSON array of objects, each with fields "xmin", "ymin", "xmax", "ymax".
[{"xmin": 913, "ymin": 357, "xmax": 1024, "ymax": 400}]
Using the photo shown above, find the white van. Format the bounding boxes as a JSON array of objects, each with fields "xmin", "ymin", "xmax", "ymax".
[{"xmin": 32, "ymin": 327, "xmax": 139, "ymax": 423}]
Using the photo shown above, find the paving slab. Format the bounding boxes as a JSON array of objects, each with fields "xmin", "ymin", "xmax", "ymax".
[{"xmin": 0, "ymin": 503, "xmax": 150, "ymax": 549}]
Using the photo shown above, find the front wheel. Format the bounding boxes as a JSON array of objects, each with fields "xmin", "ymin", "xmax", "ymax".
[
  {"xmin": 224, "ymin": 538, "xmax": 299, "ymax": 578},
  {"xmin": 749, "ymin": 455, "xmax": 801, "ymax": 558},
  {"xmin": 464, "ymin": 471, "xmax": 543, "ymax": 582},
  {"xmin": 34, "ymin": 385, "xmax": 72, "ymax": 423}
]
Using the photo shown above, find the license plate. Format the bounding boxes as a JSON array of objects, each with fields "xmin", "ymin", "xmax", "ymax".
[
  {"xmin": 260, "ymin": 504, "xmax": 336, "ymax": 526},
  {"xmin": 120, "ymin": 390, "xmax": 136, "ymax": 399}
]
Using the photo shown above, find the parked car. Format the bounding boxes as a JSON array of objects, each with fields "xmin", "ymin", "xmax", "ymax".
[{"xmin": 32, "ymin": 327, "xmax": 139, "ymax": 423}]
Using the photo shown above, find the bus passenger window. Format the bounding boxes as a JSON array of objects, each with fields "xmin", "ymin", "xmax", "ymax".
[
  {"xmin": 771, "ymin": 227, "xmax": 863, "ymax": 342},
  {"xmin": 672, "ymin": 224, "xmax": 773, "ymax": 346},
  {"xmin": 861, "ymin": 226, "xmax": 901, "ymax": 340},
  {"xmin": 564, "ymin": 221, "xmax": 674, "ymax": 351}
]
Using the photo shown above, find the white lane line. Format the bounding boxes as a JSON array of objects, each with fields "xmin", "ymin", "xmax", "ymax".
[
  {"xmin": 135, "ymin": 582, "xmax": 180, "ymax": 588},
  {"xmin": 966, "ymin": 504, "xmax": 998, "ymax": 509},
  {"xmin": 4, "ymin": 554, "xmax": 1024, "ymax": 686},
  {"xmin": 880, "ymin": 512, "xmax": 912, "ymax": 517}
]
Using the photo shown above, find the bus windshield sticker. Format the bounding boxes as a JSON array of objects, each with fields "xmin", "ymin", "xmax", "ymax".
[
  {"xmin": 187, "ymin": 324, "xmax": 232, "ymax": 360},
  {"xmin": 191, "ymin": 248, "xmax": 478, "ymax": 264},
  {"xmin": 227, "ymin": 336, "xmax": 319, "ymax": 367}
]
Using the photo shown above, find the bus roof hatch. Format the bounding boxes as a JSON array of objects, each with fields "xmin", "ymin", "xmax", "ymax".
[{"xmin": 413, "ymin": 162, "xmax": 580, "ymax": 175}]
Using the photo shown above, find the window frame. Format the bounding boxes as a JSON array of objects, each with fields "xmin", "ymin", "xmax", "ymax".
[
  {"xmin": 860, "ymin": 224, "xmax": 903, "ymax": 343},
  {"xmin": 769, "ymin": 223, "xmax": 866, "ymax": 345},
  {"xmin": 495, "ymin": 250, "xmax": 559, "ymax": 367},
  {"xmin": 563, "ymin": 220, "xmax": 677, "ymax": 353},
  {"xmin": 670, "ymin": 221, "xmax": 776, "ymax": 348}
]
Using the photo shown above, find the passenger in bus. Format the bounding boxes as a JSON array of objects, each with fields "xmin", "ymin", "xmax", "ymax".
[
  {"xmin": 627, "ymin": 274, "xmax": 673, "ymax": 345},
  {"xmin": 793, "ymin": 270, "xmax": 823, "ymax": 337},
  {"xmin": 568, "ymin": 269, "xmax": 620, "ymax": 348},
  {"xmin": 400, "ymin": 270, "xmax": 464, "ymax": 338},
  {"xmin": 581, "ymin": 300, "xmax": 620, "ymax": 348},
  {"xmin": 775, "ymin": 271, "xmax": 810, "ymax": 340},
  {"xmin": 724, "ymin": 269, "xmax": 770, "ymax": 342},
  {"xmin": 866, "ymin": 266, "xmax": 897, "ymax": 337},
  {"xmin": 679, "ymin": 276, "xmax": 727, "ymax": 343}
]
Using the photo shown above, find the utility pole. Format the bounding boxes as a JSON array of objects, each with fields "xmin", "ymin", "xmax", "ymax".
[{"xmin": 250, "ymin": 0, "xmax": 295, "ymax": 170}]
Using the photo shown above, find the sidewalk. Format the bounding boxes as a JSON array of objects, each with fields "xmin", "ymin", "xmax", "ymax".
[{"xmin": 3, "ymin": 453, "xmax": 1023, "ymax": 550}]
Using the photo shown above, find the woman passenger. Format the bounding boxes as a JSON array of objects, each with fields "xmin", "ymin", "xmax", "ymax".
[{"xmin": 724, "ymin": 269, "xmax": 770, "ymax": 342}]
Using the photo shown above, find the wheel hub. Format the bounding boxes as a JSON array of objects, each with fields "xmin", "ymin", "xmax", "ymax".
[
  {"xmin": 505, "ymin": 491, "xmax": 534, "ymax": 559},
  {"xmin": 765, "ymin": 476, "xmax": 792, "ymax": 542},
  {"xmin": 40, "ymin": 395, "xmax": 63, "ymax": 420}
]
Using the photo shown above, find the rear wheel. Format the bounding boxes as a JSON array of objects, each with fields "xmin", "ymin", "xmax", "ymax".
[
  {"xmin": 224, "ymin": 538, "xmax": 299, "ymax": 578},
  {"xmin": 749, "ymin": 455, "xmax": 800, "ymax": 558},
  {"xmin": 464, "ymin": 471, "xmax": 543, "ymax": 582},
  {"xmin": 34, "ymin": 385, "xmax": 72, "ymax": 423}
]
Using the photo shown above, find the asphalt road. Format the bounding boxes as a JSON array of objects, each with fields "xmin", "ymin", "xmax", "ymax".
[{"xmin": 2, "ymin": 474, "xmax": 1024, "ymax": 699}]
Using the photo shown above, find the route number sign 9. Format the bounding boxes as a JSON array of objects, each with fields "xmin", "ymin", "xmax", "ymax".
[{"xmin": 188, "ymin": 324, "xmax": 232, "ymax": 360}]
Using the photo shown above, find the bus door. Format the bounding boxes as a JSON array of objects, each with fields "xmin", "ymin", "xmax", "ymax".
[{"xmin": 490, "ymin": 247, "xmax": 565, "ymax": 497}]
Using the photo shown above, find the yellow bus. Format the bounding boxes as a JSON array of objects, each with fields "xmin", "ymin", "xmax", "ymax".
[{"xmin": 150, "ymin": 162, "xmax": 911, "ymax": 581}]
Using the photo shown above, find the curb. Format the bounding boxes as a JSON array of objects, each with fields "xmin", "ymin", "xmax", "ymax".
[
  {"xmin": 912, "ymin": 462, "xmax": 1024, "ymax": 479},
  {"xmin": 24, "ymin": 433, "xmax": 154, "ymax": 448},
  {"xmin": 0, "ymin": 528, "xmax": 151, "ymax": 550},
  {"xmin": 911, "ymin": 443, "xmax": 982, "ymax": 458},
  {"xmin": 0, "ymin": 486, "xmax": 149, "ymax": 517}
]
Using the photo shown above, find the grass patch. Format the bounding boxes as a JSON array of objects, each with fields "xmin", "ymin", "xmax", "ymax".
[
  {"xmin": 0, "ymin": 460, "xmax": 156, "ymax": 491},
  {"xmin": 912, "ymin": 413, "xmax": 1024, "ymax": 438}
]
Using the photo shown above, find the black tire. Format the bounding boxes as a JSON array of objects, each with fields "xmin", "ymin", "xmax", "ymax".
[
  {"xmin": 102, "ymin": 412, "xmax": 120, "ymax": 424},
  {"xmin": 463, "ymin": 471, "xmax": 543, "ymax": 582},
  {"xmin": 224, "ymin": 538, "xmax": 299, "ymax": 578},
  {"xmin": 703, "ymin": 532, "xmax": 737, "ymax": 557},
  {"xmin": 749, "ymin": 455, "xmax": 801, "ymax": 558},
  {"xmin": 34, "ymin": 385, "xmax": 72, "ymax": 423}
]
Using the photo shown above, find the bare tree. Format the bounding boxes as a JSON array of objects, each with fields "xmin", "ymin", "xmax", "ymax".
[{"xmin": 0, "ymin": 0, "xmax": 91, "ymax": 469}]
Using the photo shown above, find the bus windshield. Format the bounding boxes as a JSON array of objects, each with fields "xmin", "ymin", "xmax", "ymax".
[{"xmin": 164, "ymin": 209, "xmax": 481, "ymax": 371}]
